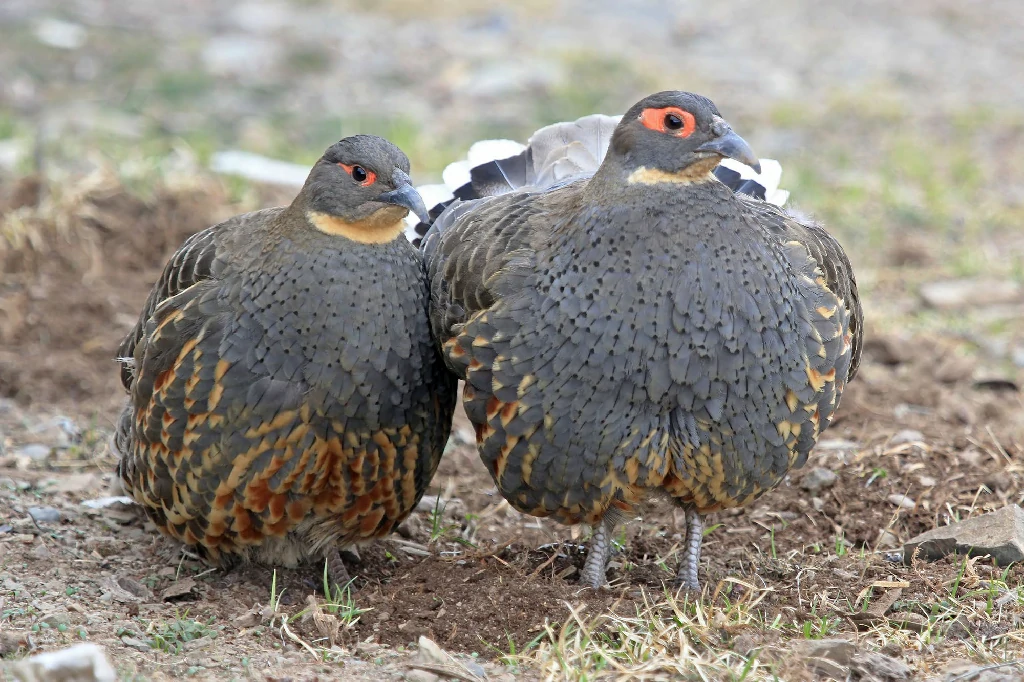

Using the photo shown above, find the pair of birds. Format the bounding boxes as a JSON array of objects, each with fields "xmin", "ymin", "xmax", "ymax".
[{"xmin": 113, "ymin": 91, "xmax": 862, "ymax": 591}]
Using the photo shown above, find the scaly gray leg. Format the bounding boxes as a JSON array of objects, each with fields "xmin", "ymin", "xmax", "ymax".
[
  {"xmin": 675, "ymin": 510, "xmax": 704, "ymax": 591},
  {"xmin": 326, "ymin": 548, "xmax": 352, "ymax": 591},
  {"xmin": 580, "ymin": 515, "xmax": 618, "ymax": 588}
]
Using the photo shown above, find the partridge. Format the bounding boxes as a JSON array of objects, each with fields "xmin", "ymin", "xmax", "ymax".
[
  {"xmin": 113, "ymin": 135, "xmax": 457, "ymax": 585},
  {"xmin": 421, "ymin": 92, "xmax": 862, "ymax": 590}
]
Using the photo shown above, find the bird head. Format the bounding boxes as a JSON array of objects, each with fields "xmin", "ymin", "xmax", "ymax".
[
  {"xmin": 605, "ymin": 91, "xmax": 760, "ymax": 185},
  {"xmin": 302, "ymin": 135, "xmax": 429, "ymax": 243}
]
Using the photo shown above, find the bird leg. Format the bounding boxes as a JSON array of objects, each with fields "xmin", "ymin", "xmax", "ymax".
[
  {"xmin": 580, "ymin": 514, "xmax": 618, "ymax": 589},
  {"xmin": 674, "ymin": 509, "xmax": 704, "ymax": 591},
  {"xmin": 326, "ymin": 548, "xmax": 353, "ymax": 593}
]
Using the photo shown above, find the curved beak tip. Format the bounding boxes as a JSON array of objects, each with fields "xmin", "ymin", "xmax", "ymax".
[
  {"xmin": 378, "ymin": 178, "xmax": 430, "ymax": 224},
  {"xmin": 697, "ymin": 130, "xmax": 760, "ymax": 173}
]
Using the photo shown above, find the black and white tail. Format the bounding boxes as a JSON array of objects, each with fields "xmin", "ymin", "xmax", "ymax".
[{"xmin": 406, "ymin": 113, "xmax": 790, "ymax": 246}]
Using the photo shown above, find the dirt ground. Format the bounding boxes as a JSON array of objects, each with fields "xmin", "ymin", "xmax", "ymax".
[{"xmin": 3, "ymin": 0, "xmax": 1024, "ymax": 680}]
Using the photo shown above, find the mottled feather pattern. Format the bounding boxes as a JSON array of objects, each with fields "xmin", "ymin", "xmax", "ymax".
[
  {"xmin": 117, "ymin": 210, "xmax": 282, "ymax": 390},
  {"xmin": 738, "ymin": 196, "xmax": 863, "ymax": 380},
  {"xmin": 115, "ymin": 208, "xmax": 456, "ymax": 567},
  {"xmin": 426, "ymin": 164, "xmax": 859, "ymax": 530}
]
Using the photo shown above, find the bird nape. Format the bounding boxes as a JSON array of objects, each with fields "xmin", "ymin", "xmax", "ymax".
[
  {"xmin": 113, "ymin": 134, "xmax": 456, "ymax": 588},
  {"xmin": 420, "ymin": 90, "xmax": 863, "ymax": 591}
]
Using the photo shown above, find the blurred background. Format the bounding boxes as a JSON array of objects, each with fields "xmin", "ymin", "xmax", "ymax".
[{"xmin": 2, "ymin": 1, "xmax": 1024, "ymax": 677}]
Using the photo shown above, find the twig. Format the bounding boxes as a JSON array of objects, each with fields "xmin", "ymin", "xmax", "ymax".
[
  {"xmin": 278, "ymin": 615, "xmax": 320, "ymax": 660},
  {"xmin": 527, "ymin": 544, "xmax": 562, "ymax": 581}
]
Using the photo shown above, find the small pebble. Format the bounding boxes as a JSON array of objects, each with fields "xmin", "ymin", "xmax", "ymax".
[
  {"xmin": 15, "ymin": 444, "xmax": 51, "ymax": 460},
  {"xmin": 877, "ymin": 530, "xmax": 900, "ymax": 549},
  {"xmin": 887, "ymin": 494, "xmax": 916, "ymax": 510},
  {"xmin": 889, "ymin": 430, "xmax": 924, "ymax": 446},
  {"xmin": 28, "ymin": 507, "xmax": 62, "ymax": 524},
  {"xmin": 800, "ymin": 467, "xmax": 838, "ymax": 493},
  {"xmin": 37, "ymin": 611, "xmax": 72, "ymax": 628}
]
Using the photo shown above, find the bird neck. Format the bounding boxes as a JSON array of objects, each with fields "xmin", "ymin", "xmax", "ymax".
[
  {"xmin": 286, "ymin": 192, "xmax": 407, "ymax": 244},
  {"xmin": 584, "ymin": 156, "xmax": 721, "ymax": 203},
  {"xmin": 304, "ymin": 209, "xmax": 408, "ymax": 244}
]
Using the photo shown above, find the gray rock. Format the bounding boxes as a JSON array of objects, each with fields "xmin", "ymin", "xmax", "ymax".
[
  {"xmin": 462, "ymin": 659, "xmax": 487, "ymax": 679},
  {"xmin": 33, "ymin": 18, "xmax": 87, "ymax": 50},
  {"xmin": 800, "ymin": 467, "xmax": 838, "ymax": 493},
  {"xmin": 877, "ymin": 530, "xmax": 900, "ymax": 549},
  {"xmin": 942, "ymin": 660, "xmax": 1024, "ymax": 681},
  {"xmin": 887, "ymin": 494, "xmax": 916, "ymax": 510},
  {"xmin": 904, "ymin": 504, "xmax": 1024, "ymax": 566},
  {"xmin": 16, "ymin": 444, "xmax": 52, "ymax": 460},
  {"xmin": 794, "ymin": 639, "xmax": 856, "ymax": 665},
  {"xmin": 804, "ymin": 656, "xmax": 848, "ymax": 679},
  {"xmin": 851, "ymin": 651, "xmax": 911, "ymax": 680},
  {"xmin": 919, "ymin": 278, "xmax": 1021, "ymax": 310},
  {"xmin": 405, "ymin": 671, "xmax": 441, "ymax": 682},
  {"xmin": 890, "ymin": 429, "xmax": 924, "ymax": 446},
  {"xmin": 120, "ymin": 636, "xmax": 153, "ymax": 653},
  {"xmin": 28, "ymin": 507, "xmax": 62, "ymax": 524},
  {"xmin": 36, "ymin": 610, "xmax": 72, "ymax": 628}
]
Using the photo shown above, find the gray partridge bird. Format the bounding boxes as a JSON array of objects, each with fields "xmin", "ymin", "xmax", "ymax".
[
  {"xmin": 113, "ymin": 135, "xmax": 457, "ymax": 585},
  {"xmin": 421, "ymin": 92, "xmax": 862, "ymax": 590}
]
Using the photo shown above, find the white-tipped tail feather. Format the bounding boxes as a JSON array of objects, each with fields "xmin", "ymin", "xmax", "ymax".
[
  {"xmin": 402, "ymin": 139, "xmax": 526, "ymax": 241},
  {"xmin": 718, "ymin": 157, "xmax": 789, "ymax": 206}
]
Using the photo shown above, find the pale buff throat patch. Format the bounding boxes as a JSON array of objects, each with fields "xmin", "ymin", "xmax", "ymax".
[
  {"xmin": 627, "ymin": 158, "xmax": 721, "ymax": 185},
  {"xmin": 306, "ymin": 210, "xmax": 407, "ymax": 244}
]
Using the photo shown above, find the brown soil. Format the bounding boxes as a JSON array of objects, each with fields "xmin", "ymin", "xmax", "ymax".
[{"xmin": 0, "ymin": 170, "xmax": 225, "ymax": 411}]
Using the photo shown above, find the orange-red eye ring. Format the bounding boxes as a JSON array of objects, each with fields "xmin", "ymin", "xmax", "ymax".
[
  {"xmin": 639, "ymin": 107, "xmax": 696, "ymax": 138},
  {"xmin": 338, "ymin": 162, "xmax": 377, "ymax": 186}
]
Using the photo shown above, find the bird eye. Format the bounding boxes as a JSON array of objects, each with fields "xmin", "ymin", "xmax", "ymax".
[
  {"xmin": 337, "ymin": 162, "xmax": 377, "ymax": 186},
  {"xmin": 639, "ymin": 106, "xmax": 696, "ymax": 138}
]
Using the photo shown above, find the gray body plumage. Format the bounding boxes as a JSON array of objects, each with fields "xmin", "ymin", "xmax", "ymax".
[
  {"xmin": 421, "ymin": 97, "xmax": 861, "ymax": 587},
  {"xmin": 114, "ymin": 138, "xmax": 455, "ymax": 571}
]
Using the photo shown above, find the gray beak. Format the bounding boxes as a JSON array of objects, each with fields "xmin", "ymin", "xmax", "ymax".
[
  {"xmin": 695, "ymin": 126, "xmax": 761, "ymax": 174},
  {"xmin": 377, "ymin": 168, "xmax": 430, "ymax": 224}
]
